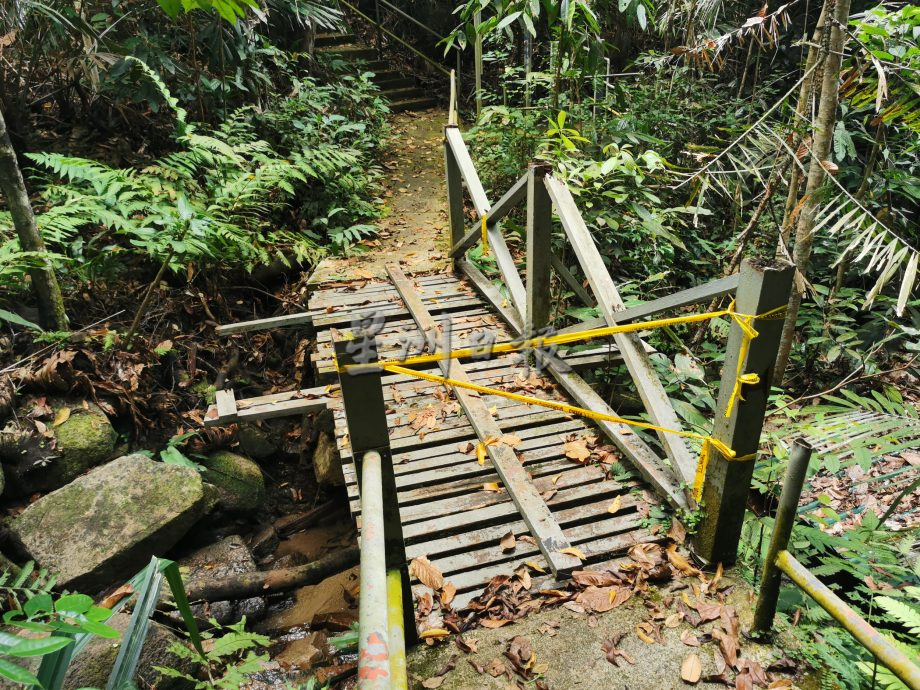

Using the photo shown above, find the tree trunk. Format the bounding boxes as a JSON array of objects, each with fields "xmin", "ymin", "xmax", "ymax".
[
  {"xmin": 777, "ymin": 2, "xmax": 832, "ymax": 253},
  {"xmin": 773, "ymin": 0, "xmax": 852, "ymax": 381},
  {"xmin": 0, "ymin": 106, "xmax": 68, "ymax": 331}
]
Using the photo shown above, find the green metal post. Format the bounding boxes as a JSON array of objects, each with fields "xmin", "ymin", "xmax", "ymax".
[{"xmin": 751, "ymin": 439, "xmax": 812, "ymax": 636}]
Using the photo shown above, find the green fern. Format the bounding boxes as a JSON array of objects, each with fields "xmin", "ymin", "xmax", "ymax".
[{"xmin": 0, "ymin": 561, "xmax": 57, "ymax": 608}]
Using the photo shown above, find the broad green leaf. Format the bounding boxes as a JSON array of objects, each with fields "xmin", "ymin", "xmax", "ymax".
[
  {"xmin": 0, "ymin": 308, "xmax": 42, "ymax": 332},
  {"xmin": 0, "ymin": 658, "xmax": 41, "ymax": 686},
  {"xmin": 6, "ymin": 636, "xmax": 73, "ymax": 657}
]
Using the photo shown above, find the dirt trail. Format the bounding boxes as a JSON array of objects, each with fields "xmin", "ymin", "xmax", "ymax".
[{"xmin": 308, "ymin": 109, "xmax": 451, "ymax": 285}]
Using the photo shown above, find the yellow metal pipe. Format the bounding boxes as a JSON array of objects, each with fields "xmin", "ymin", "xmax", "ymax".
[
  {"xmin": 776, "ymin": 551, "xmax": 920, "ymax": 690},
  {"xmin": 386, "ymin": 569, "xmax": 409, "ymax": 690}
]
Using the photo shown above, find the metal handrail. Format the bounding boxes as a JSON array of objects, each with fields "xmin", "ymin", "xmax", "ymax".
[
  {"xmin": 338, "ymin": 0, "xmax": 451, "ymax": 77},
  {"xmin": 377, "ymin": 0, "xmax": 445, "ymax": 42}
]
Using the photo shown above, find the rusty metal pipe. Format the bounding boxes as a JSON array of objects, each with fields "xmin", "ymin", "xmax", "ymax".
[
  {"xmin": 358, "ymin": 450, "xmax": 391, "ymax": 690},
  {"xmin": 752, "ymin": 439, "xmax": 812, "ymax": 635},
  {"xmin": 776, "ymin": 550, "xmax": 920, "ymax": 690}
]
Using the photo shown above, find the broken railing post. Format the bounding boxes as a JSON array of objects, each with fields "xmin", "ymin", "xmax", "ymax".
[
  {"xmin": 444, "ymin": 124, "xmax": 465, "ymax": 262},
  {"xmin": 692, "ymin": 259, "xmax": 794, "ymax": 565},
  {"xmin": 525, "ymin": 162, "xmax": 553, "ymax": 332},
  {"xmin": 335, "ymin": 339, "xmax": 415, "ymax": 685},
  {"xmin": 751, "ymin": 439, "xmax": 812, "ymax": 636}
]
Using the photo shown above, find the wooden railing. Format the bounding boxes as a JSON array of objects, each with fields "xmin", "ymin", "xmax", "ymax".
[{"xmin": 443, "ymin": 117, "xmax": 795, "ymax": 564}]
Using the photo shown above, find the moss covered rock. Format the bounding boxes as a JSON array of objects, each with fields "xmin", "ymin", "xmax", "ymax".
[
  {"xmin": 0, "ymin": 399, "xmax": 116, "ymax": 495},
  {"xmin": 10, "ymin": 454, "xmax": 210, "ymax": 591},
  {"xmin": 201, "ymin": 450, "xmax": 265, "ymax": 512}
]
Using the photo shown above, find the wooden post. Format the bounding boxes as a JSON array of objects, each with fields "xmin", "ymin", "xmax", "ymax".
[
  {"xmin": 526, "ymin": 163, "xmax": 552, "ymax": 332},
  {"xmin": 692, "ymin": 259, "xmax": 795, "ymax": 565},
  {"xmin": 444, "ymin": 126, "xmax": 465, "ymax": 258},
  {"xmin": 335, "ymin": 339, "xmax": 415, "ymax": 643}
]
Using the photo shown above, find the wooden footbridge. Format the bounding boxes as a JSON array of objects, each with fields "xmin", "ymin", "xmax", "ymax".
[{"xmin": 206, "ymin": 110, "xmax": 795, "ymax": 682}]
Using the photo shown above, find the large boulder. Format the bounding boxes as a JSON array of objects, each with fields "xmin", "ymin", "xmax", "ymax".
[
  {"xmin": 201, "ymin": 451, "xmax": 265, "ymax": 513},
  {"xmin": 62, "ymin": 612, "xmax": 195, "ymax": 690},
  {"xmin": 0, "ymin": 399, "xmax": 117, "ymax": 495},
  {"xmin": 312, "ymin": 432, "xmax": 344, "ymax": 487},
  {"xmin": 10, "ymin": 454, "xmax": 210, "ymax": 591},
  {"xmin": 177, "ymin": 535, "xmax": 266, "ymax": 625}
]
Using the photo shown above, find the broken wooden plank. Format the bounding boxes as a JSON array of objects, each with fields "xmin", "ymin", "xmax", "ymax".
[
  {"xmin": 445, "ymin": 127, "xmax": 490, "ymax": 215},
  {"xmin": 456, "ymin": 259, "xmax": 523, "ymax": 332},
  {"xmin": 216, "ymin": 312, "xmax": 312, "ymax": 336},
  {"xmin": 387, "ymin": 263, "xmax": 581, "ymax": 577},
  {"xmin": 204, "ymin": 386, "xmax": 333, "ymax": 426},
  {"xmin": 544, "ymin": 175, "xmax": 696, "ymax": 489}
]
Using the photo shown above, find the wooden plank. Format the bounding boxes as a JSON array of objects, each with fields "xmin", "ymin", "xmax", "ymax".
[
  {"xmin": 449, "ymin": 172, "xmax": 528, "ymax": 258},
  {"xmin": 486, "ymin": 224, "xmax": 527, "ymax": 320},
  {"xmin": 556, "ymin": 273, "xmax": 741, "ymax": 336},
  {"xmin": 212, "ymin": 389, "xmax": 236, "ymax": 422},
  {"xmin": 544, "ymin": 175, "xmax": 696, "ymax": 489},
  {"xmin": 444, "ymin": 127, "xmax": 466, "ymax": 247},
  {"xmin": 445, "ymin": 127, "xmax": 490, "ymax": 215},
  {"xmin": 387, "ymin": 263, "xmax": 581, "ymax": 577},
  {"xmin": 216, "ymin": 312, "xmax": 313, "ymax": 336},
  {"xmin": 526, "ymin": 164, "xmax": 553, "ymax": 331},
  {"xmin": 458, "ymin": 246, "xmax": 692, "ymax": 512}
]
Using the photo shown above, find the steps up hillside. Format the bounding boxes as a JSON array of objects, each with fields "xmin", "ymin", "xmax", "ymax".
[{"xmin": 315, "ymin": 32, "xmax": 438, "ymax": 112}]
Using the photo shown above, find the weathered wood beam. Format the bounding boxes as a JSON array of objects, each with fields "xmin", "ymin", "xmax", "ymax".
[
  {"xmin": 444, "ymin": 126, "xmax": 466, "ymax": 248},
  {"xmin": 445, "ymin": 127, "xmax": 489, "ymax": 215},
  {"xmin": 550, "ymin": 253, "xmax": 595, "ymax": 307},
  {"xmin": 449, "ymin": 173, "xmax": 528, "ymax": 258},
  {"xmin": 456, "ymin": 258, "xmax": 523, "ymax": 333},
  {"xmin": 555, "ymin": 273, "xmax": 741, "ymax": 336},
  {"xmin": 486, "ymin": 224, "xmax": 527, "ymax": 319},
  {"xmin": 204, "ymin": 386, "xmax": 335, "ymax": 426},
  {"xmin": 693, "ymin": 259, "xmax": 794, "ymax": 565},
  {"xmin": 215, "ymin": 312, "xmax": 312, "ymax": 336},
  {"xmin": 526, "ymin": 164, "xmax": 553, "ymax": 331},
  {"xmin": 456, "ymin": 262, "xmax": 691, "ymax": 511},
  {"xmin": 544, "ymin": 175, "xmax": 697, "ymax": 489},
  {"xmin": 387, "ymin": 263, "xmax": 581, "ymax": 577}
]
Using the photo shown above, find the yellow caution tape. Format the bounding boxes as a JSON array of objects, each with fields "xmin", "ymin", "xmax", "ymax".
[
  {"xmin": 337, "ymin": 301, "xmax": 786, "ymax": 502},
  {"xmin": 481, "ymin": 214, "xmax": 489, "ymax": 256}
]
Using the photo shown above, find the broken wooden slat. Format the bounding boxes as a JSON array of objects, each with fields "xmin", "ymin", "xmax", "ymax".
[
  {"xmin": 216, "ymin": 312, "xmax": 313, "ymax": 336},
  {"xmin": 456, "ymin": 259, "xmax": 523, "ymax": 332},
  {"xmin": 204, "ymin": 386, "xmax": 333, "ymax": 426},
  {"xmin": 544, "ymin": 175, "xmax": 697, "ymax": 489},
  {"xmin": 445, "ymin": 127, "xmax": 490, "ymax": 215},
  {"xmin": 387, "ymin": 263, "xmax": 581, "ymax": 577}
]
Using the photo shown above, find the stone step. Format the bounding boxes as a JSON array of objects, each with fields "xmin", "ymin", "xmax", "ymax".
[
  {"xmin": 375, "ymin": 76, "xmax": 415, "ymax": 90},
  {"xmin": 314, "ymin": 33, "xmax": 357, "ymax": 48},
  {"xmin": 389, "ymin": 96, "xmax": 439, "ymax": 113},
  {"xmin": 317, "ymin": 45, "xmax": 377, "ymax": 61},
  {"xmin": 380, "ymin": 86, "xmax": 426, "ymax": 101}
]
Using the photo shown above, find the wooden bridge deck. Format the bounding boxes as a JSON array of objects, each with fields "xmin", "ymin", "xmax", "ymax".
[{"xmin": 307, "ymin": 269, "xmax": 659, "ymax": 609}]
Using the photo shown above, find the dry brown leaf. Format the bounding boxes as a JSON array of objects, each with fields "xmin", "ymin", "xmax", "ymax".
[
  {"xmin": 560, "ymin": 546, "xmax": 586, "ymax": 560},
  {"xmin": 482, "ymin": 482, "xmax": 502, "ymax": 493},
  {"xmin": 572, "ymin": 570, "xmax": 618, "ymax": 587},
  {"xmin": 441, "ymin": 581, "xmax": 456, "ymax": 607},
  {"xmin": 419, "ymin": 628, "xmax": 450, "ymax": 639},
  {"xmin": 500, "ymin": 532, "xmax": 516, "ymax": 552},
  {"xmin": 608, "ymin": 495, "xmax": 623, "ymax": 513},
  {"xmin": 635, "ymin": 624, "xmax": 656, "ymax": 644},
  {"xmin": 98, "ymin": 584, "xmax": 134, "ymax": 609},
  {"xmin": 524, "ymin": 560, "xmax": 545, "ymax": 573},
  {"xmin": 667, "ymin": 545, "xmax": 701, "ymax": 575},
  {"xmin": 480, "ymin": 618, "xmax": 511, "ymax": 629},
  {"xmin": 457, "ymin": 441, "xmax": 474, "ymax": 454},
  {"xmin": 681, "ymin": 654, "xmax": 702, "ymax": 684},
  {"xmin": 410, "ymin": 556, "xmax": 444, "ymax": 590},
  {"xmin": 564, "ymin": 438, "xmax": 592, "ymax": 462},
  {"xmin": 422, "ymin": 676, "xmax": 445, "ymax": 688},
  {"xmin": 52, "ymin": 406, "xmax": 71, "ymax": 427},
  {"xmin": 680, "ymin": 629, "xmax": 700, "ymax": 647},
  {"xmin": 665, "ymin": 612, "xmax": 683, "ymax": 628},
  {"xmin": 499, "ymin": 433, "xmax": 522, "ymax": 447}
]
